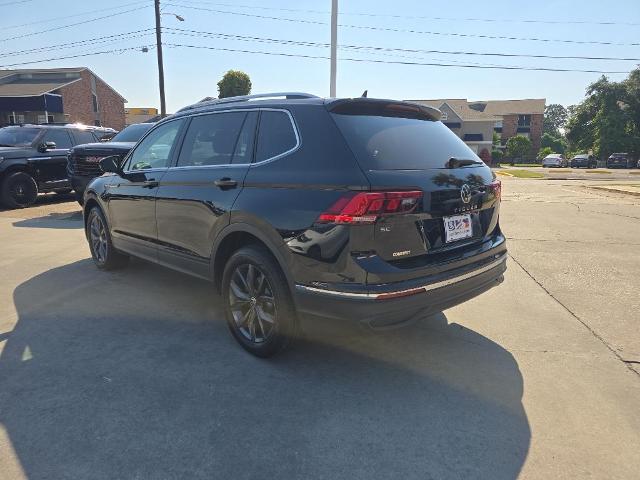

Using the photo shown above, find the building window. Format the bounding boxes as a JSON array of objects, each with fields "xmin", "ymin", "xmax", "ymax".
[
  {"xmin": 464, "ymin": 133, "xmax": 484, "ymax": 142},
  {"xmin": 47, "ymin": 115, "xmax": 54, "ymax": 123},
  {"xmin": 92, "ymin": 93, "xmax": 99, "ymax": 113},
  {"xmin": 518, "ymin": 115, "xmax": 531, "ymax": 127},
  {"xmin": 9, "ymin": 115, "xmax": 15, "ymax": 124}
]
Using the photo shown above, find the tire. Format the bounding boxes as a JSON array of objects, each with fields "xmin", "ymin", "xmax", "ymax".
[
  {"xmin": 222, "ymin": 245, "xmax": 298, "ymax": 357},
  {"xmin": 1, "ymin": 171, "xmax": 38, "ymax": 209},
  {"xmin": 86, "ymin": 206, "xmax": 129, "ymax": 270}
]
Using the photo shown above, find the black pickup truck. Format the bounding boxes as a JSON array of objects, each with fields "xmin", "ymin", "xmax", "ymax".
[
  {"xmin": 67, "ymin": 123, "xmax": 154, "ymax": 204},
  {"xmin": 0, "ymin": 124, "xmax": 115, "ymax": 208}
]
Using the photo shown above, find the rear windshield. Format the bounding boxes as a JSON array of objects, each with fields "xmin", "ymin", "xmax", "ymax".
[
  {"xmin": 331, "ymin": 112, "xmax": 480, "ymax": 170},
  {"xmin": 111, "ymin": 123, "xmax": 153, "ymax": 143}
]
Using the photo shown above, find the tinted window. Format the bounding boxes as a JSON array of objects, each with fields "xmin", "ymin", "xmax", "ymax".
[
  {"xmin": 125, "ymin": 120, "xmax": 183, "ymax": 171},
  {"xmin": 43, "ymin": 129, "xmax": 72, "ymax": 149},
  {"xmin": 332, "ymin": 113, "xmax": 479, "ymax": 170},
  {"xmin": 232, "ymin": 111, "xmax": 258, "ymax": 164},
  {"xmin": 255, "ymin": 111, "xmax": 297, "ymax": 162},
  {"xmin": 72, "ymin": 129, "xmax": 97, "ymax": 145},
  {"xmin": 177, "ymin": 112, "xmax": 246, "ymax": 167},
  {"xmin": 111, "ymin": 123, "xmax": 154, "ymax": 143},
  {"xmin": 0, "ymin": 127, "xmax": 41, "ymax": 147}
]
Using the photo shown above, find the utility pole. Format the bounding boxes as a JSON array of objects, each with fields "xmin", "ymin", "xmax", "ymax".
[
  {"xmin": 330, "ymin": 0, "xmax": 338, "ymax": 97},
  {"xmin": 154, "ymin": 0, "xmax": 166, "ymax": 118}
]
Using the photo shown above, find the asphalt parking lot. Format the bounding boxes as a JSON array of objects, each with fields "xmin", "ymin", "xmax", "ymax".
[{"xmin": 0, "ymin": 178, "xmax": 639, "ymax": 479}]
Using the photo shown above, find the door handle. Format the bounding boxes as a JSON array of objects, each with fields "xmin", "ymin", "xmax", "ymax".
[
  {"xmin": 214, "ymin": 177, "xmax": 237, "ymax": 189},
  {"xmin": 142, "ymin": 180, "xmax": 159, "ymax": 188}
]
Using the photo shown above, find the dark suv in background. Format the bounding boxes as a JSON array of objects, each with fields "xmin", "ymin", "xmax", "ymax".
[
  {"xmin": 83, "ymin": 93, "xmax": 506, "ymax": 357},
  {"xmin": 607, "ymin": 153, "xmax": 634, "ymax": 168},
  {"xmin": 68, "ymin": 122, "xmax": 154, "ymax": 204},
  {"xmin": 0, "ymin": 123, "xmax": 115, "ymax": 208}
]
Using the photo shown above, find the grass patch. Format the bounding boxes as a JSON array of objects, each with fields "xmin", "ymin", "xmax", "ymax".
[
  {"xmin": 499, "ymin": 163, "xmax": 542, "ymax": 168},
  {"xmin": 497, "ymin": 169, "xmax": 544, "ymax": 179}
]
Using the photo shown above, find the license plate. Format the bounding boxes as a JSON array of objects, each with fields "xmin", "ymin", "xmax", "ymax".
[{"xmin": 443, "ymin": 214, "xmax": 473, "ymax": 243}]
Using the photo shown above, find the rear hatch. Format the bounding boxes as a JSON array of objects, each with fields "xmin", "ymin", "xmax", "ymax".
[{"xmin": 328, "ymin": 99, "xmax": 502, "ymax": 278}]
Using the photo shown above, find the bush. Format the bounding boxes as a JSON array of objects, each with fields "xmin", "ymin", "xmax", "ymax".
[
  {"xmin": 506, "ymin": 135, "xmax": 532, "ymax": 160},
  {"xmin": 217, "ymin": 70, "xmax": 252, "ymax": 99},
  {"xmin": 491, "ymin": 149, "xmax": 503, "ymax": 162},
  {"xmin": 537, "ymin": 146, "xmax": 554, "ymax": 160}
]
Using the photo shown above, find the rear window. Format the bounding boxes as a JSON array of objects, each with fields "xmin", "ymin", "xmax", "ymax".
[
  {"xmin": 331, "ymin": 111, "xmax": 479, "ymax": 170},
  {"xmin": 112, "ymin": 123, "xmax": 153, "ymax": 143}
]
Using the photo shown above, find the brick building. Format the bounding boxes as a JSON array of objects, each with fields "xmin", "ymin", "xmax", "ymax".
[
  {"xmin": 0, "ymin": 67, "xmax": 126, "ymax": 130},
  {"xmin": 407, "ymin": 98, "xmax": 545, "ymax": 158}
]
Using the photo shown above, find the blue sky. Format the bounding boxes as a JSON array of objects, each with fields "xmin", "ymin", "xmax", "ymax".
[{"xmin": 1, "ymin": 0, "xmax": 639, "ymax": 112}]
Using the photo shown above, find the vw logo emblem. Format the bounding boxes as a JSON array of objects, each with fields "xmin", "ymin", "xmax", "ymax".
[{"xmin": 460, "ymin": 184, "xmax": 472, "ymax": 204}]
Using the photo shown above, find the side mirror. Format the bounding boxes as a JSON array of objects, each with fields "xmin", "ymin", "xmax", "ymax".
[
  {"xmin": 99, "ymin": 155, "xmax": 122, "ymax": 174},
  {"xmin": 38, "ymin": 141, "xmax": 56, "ymax": 152}
]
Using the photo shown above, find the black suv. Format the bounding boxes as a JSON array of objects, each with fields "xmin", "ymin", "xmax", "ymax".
[
  {"xmin": 0, "ymin": 124, "xmax": 115, "ymax": 208},
  {"xmin": 68, "ymin": 123, "xmax": 154, "ymax": 204},
  {"xmin": 83, "ymin": 93, "xmax": 506, "ymax": 357},
  {"xmin": 607, "ymin": 153, "xmax": 634, "ymax": 169}
]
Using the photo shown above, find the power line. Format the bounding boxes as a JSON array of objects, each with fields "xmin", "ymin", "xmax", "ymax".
[
  {"xmin": 0, "ymin": 45, "xmax": 156, "ymax": 68},
  {"xmin": 161, "ymin": 42, "xmax": 631, "ymax": 74},
  {"xmin": 0, "ymin": 5, "xmax": 151, "ymax": 43},
  {"xmin": 174, "ymin": 0, "xmax": 640, "ymax": 27},
  {"xmin": 2, "ymin": 0, "xmax": 149, "ymax": 31},
  {"xmin": 163, "ymin": 2, "xmax": 640, "ymax": 46},
  {"xmin": 0, "ymin": 29, "xmax": 156, "ymax": 57},
  {"xmin": 162, "ymin": 27, "xmax": 640, "ymax": 62},
  {"xmin": 0, "ymin": 0, "xmax": 33, "ymax": 6}
]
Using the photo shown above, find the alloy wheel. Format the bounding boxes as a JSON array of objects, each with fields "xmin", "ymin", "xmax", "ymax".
[
  {"xmin": 89, "ymin": 213, "xmax": 108, "ymax": 263},
  {"xmin": 228, "ymin": 263, "xmax": 277, "ymax": 343}
]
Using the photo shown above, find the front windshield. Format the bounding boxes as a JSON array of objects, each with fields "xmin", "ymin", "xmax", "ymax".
[
  {"xmin": 0, "ymin": 127, "xmax": 42, "ymax": 147},
  {"xmin": 111, "ymin": 123, "xmax": 153, "ymax": 143}
]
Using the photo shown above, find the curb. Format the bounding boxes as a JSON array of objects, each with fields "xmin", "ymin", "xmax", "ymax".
[{"xmin": 587, "ymin": 186, "xmax": 640, "ymax": 197}]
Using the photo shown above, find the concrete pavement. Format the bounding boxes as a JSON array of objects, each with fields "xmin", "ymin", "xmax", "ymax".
[{"xmin": 0, "ymin": 181, "xmax": 639, "ymax": 479}]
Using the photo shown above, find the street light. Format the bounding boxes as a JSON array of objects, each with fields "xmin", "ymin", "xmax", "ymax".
[{"xmin": 154, "ymin": 1, "xmax": 184, "ymax": 118}]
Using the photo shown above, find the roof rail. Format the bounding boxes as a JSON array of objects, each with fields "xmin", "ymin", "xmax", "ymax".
[{"xmin": 178, "ymin": 92, "xmax": 319, "ymax": 112}]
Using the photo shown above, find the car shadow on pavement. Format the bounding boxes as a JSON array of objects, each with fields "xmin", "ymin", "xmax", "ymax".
[
  {"xmin": 11, "ymin": 211, "xmax": 83, "ymax": 229},
  {"xmin": 0, "ymin": 259, "xmax": 530, "ymax": 480}
]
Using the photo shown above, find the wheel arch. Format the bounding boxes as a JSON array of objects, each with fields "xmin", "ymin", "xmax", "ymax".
[{"xmin": 211, "ymin": 223, "xmax": 293, "ymax": 294}]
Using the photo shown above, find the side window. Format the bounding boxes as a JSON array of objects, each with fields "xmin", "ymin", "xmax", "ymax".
[
  {"xmin": 232, "ymin": 111, "xmax": 258, "ymax": 164},
  {"xmin": 177, "ymin": 112, "xmax": 246, "ymax": 167},
  {"xmin": 125, "ymin": 120, "xmax": 183, "ymax": 171},
  {"xmin": 255, "ymin": 111, "xmax": 297, "ymax": 162},
  {"xmin": 72, "ymin": 129, "xmax": 96, "ymax": 145},
  {"xmin": 43, "ymin": 129, "xmax": 72, "ymax": 149}
]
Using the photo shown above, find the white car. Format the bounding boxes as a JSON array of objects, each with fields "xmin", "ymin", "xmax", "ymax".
[{"xmin": 542, "ymin": 154, "xmax": 567, "ymax": 168}]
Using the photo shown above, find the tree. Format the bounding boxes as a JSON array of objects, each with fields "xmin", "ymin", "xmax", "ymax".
[
  {"xmin": 541, "ymin": 132, "xmax": 566, "ymax": 154},
  {"xmin": 506, "ymin": 135, "xmax": 532, "ymax": 160},
  {"xmin": 565, "ymin": 71, "xmax": 638, "ymax": 159},
  {"xmin": 543, "ymin": 104, "xmax": 568, "ymax": 136},
  {"xmin": 217, "ymin": 70, "xmax": 252, "ymax": 99}
]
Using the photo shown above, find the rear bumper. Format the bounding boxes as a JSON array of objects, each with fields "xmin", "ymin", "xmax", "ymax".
[{"xmin": 294, "ymin": 252, "xmax": 507, "ymax": 328}]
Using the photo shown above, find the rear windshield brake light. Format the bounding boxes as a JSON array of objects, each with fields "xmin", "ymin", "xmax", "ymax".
[{"xmin": 318, "ymin": 191, "xmax": 422, "ymax": 225}]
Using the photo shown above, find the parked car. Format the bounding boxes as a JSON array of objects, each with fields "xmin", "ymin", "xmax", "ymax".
[
  {"xmin": 570, "ymin": 154, "xmax": 597, "ymax": 168},
  {"xmin": 0, "ymin": 124, "xmax": 116, "ymax": 208},
  {"xmin": 542, "ymin": 154, "xmax": 567, "ymax": 168},
  {"xmin": 83, "ymin": 92, "xmax": 506, "ymax": 357},
  {"xmin": 68, "ymin": 123, "xmax": 154, "ymax": 204},
  {"xmin": 607, "ymin": 153, "xmax": 634, "ymax": 168}
]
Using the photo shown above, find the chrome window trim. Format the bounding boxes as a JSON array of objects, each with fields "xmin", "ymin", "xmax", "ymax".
[
  {"xmin": 295, "ymin": 253, "xmax": 507, "ymax": 300},
  {"xmin": 166, "ymin": 107, "xmax": 300, "ymax": 171}
]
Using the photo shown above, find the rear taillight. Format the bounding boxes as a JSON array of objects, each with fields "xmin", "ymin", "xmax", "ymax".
[
  {"xmin": 490, "ymin": 180, "xmax": 501, "ymax": 201},
  {"xmin": 318, "ymin": 191, "xmax": 422, "ymax": 225}
]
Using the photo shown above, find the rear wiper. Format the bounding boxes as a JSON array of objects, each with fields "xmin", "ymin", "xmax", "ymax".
[{"xmin": 446, "ymin": 157, "xmax": 483, "ymax": 168}]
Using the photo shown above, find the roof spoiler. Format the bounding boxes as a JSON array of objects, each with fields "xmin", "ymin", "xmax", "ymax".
[{"xmin": 327, "ymin": 98, "xmax": 442, "ymax": 121}]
